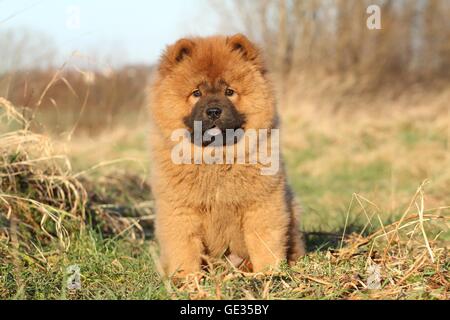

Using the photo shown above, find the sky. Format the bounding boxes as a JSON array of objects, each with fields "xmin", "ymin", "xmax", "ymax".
[{"xmin": 0, "ymin": 0, "xmax": 222, "ymax": 66}]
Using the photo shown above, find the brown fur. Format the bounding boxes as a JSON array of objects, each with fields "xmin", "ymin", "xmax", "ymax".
[{"xmin": 149, "ymin": 34, "xmax": 305, "ymax": 278}]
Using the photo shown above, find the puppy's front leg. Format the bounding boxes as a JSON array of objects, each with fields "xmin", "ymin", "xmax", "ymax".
[
  {"xmin": 156, "ymin": 205, "xmax": 203, "ymax": 278},
  {"xmin": 243, "ymin": 206, "xmax": 289, "ymax": 273}
]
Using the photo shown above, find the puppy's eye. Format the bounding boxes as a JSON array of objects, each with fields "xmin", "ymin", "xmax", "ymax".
[
  {"xmin": 225, "ymin": 88, "xmax": 235, "ymax": 97},
  {"xmin": 192, "ymin": 89, "xmax": 202, "ymax": 98}
]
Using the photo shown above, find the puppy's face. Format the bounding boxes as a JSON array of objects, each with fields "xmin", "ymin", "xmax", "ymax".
[
  {"xmin": 150, "ymin": 34, "xmax": 277, "ymax": 145},
  {"xmin": 183, "ymin": 81, "xmax": 246, "ymax": 145}
]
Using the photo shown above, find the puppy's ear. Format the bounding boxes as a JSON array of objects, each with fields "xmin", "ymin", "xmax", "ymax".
[
  {"xmin": 159, "ymin": 38, "xmax": 195, "ymax": 75},
  {"xmin": 227, "ymin": 34, "xmax": 266, "ymax": 73}
]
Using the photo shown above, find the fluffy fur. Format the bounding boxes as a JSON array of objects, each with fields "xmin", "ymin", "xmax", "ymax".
[{"xmin": 149, "ymin": 34, "xmax": 305, "ymax": 278}]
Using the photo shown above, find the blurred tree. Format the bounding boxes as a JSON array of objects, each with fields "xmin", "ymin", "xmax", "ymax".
[
  {"xmin": 0, "ymin": 28, "xmax": 57, "ymax": 73},
  {"xmin": 210, "ymin": 0, "xmax": 450, "ymax": 86}
]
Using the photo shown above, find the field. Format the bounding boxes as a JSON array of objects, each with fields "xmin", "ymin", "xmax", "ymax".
[{"xmin": 1, "ymin": 82, "xmax": 448, "ymax": 300}]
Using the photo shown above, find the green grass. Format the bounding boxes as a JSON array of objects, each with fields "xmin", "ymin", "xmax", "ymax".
[
  {"xmin": 1, "ymin": 233, "xmax": 166, "ymax": 300},
  {"xmin": 2, "ymin": 229, "xmax": 447, "ymax": 300}
]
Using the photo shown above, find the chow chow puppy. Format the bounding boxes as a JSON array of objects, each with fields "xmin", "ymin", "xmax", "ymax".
[{"xmin": 149, "ymin": 34, "xmax": 305, "ymax": 278}]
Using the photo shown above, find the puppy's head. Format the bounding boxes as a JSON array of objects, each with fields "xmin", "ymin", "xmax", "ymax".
[{"xmin": 150, "ymin": 34, "xmax": 277, "ymax": 145}]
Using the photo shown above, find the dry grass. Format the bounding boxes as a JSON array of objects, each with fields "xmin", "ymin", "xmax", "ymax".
[
  {"xmin": 0, "ymin": 97, "xmax": 85, "ymax": 252},
  {"xmin": 0, "ymin": 97, "xmax": 153, "ymax": 256}
]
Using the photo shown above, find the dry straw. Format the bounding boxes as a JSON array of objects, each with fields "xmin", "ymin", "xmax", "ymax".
[
  {"xmin": 0, "ymin": 97, "xmax": 153, "ymax": 254},
  {"xmin": 1, "ymin": 97, "xmax": 87, "ymax": 251}
]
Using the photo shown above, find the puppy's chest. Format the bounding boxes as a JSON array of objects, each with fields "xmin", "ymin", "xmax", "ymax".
[{"xmin": 190, "ymin": 165, "xmax": 262, "ymax": 207}]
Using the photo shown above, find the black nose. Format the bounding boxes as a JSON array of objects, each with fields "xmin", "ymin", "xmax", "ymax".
[{"xmin": 206, "ymin": 107, "xmax": 222, "ymax": 120}]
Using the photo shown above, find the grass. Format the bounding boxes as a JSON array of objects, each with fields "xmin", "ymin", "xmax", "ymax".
[{"xmin": 0, "ymin": 93, "xmax": 449, "ymax": 300}]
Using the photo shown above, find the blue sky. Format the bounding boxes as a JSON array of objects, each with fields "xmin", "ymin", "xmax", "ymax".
[{"xmin": 0, "ymin": 0, "xmax": 221, "ymax": 66}]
